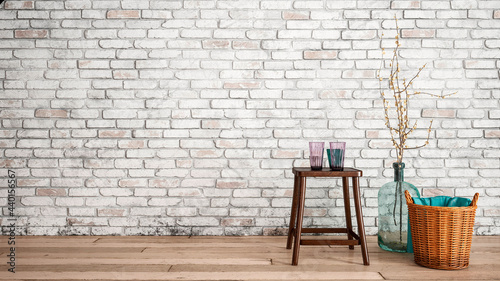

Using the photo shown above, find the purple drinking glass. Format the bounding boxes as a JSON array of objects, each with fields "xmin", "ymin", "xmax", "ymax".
[
  {"xmin": 309, "ymin": 142, "xmax": 324, "ymax": 170},
  {"xmin": 329, "ymin": 142, "xmax": 346, "ymax": 171}
]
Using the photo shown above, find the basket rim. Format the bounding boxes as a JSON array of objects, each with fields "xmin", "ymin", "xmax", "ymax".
[
  {"xmin": 404, "ymin": 190, "xmax": 479, "ymax": 209},
  {"xmin": 407, "ymin": 203, "xmax": 478, "ymax": 211}
]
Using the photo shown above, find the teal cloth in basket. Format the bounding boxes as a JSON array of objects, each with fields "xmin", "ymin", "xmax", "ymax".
[{"xmin": 407, "ymin": 196, "xmax": 472, "ymax": 253}]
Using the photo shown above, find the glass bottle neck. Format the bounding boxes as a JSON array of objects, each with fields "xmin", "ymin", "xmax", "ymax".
[{"xmin": 393, "ymin": 162, "xmax": 405, "ymax": 182}]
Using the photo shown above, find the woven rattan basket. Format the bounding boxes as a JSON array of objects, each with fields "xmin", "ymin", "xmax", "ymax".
[{"xmin": 405, "ymin": 190, "xmax": 479, "ymax": 270}]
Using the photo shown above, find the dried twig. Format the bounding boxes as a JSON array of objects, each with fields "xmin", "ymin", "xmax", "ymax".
[{"xmin": 377, "ymin": 18, "xmax": 457, "ymax": 163}]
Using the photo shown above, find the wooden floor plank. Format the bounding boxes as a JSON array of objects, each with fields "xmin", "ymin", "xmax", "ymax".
[
  {"xmin": 0, "ymin": 271, "xmax": 384, "ymax": 280},
  {"xmin": 382, "ymin": 269, "xmax": 500, "ymax": 280},
  {"xmin": 16, "ymin": 247, "xmax": 145, "ymax": 254},
  {"xmin": 168, "ymin": 264, "xmax": 406, "ymax": 272},
  {"xmin": 13, "ymin": 242, "xmax": 283, "ymax": 248},
  {"xmin": 0, "ymin": 235, "xmax": 498, "ymax": 281},
  {"xmin": 8, "ymin": 258, "xmax": 272, "ymax": 266},
  {"xmin": 0, "ymin": 265, "xmax": 173, "ymax": 272}
]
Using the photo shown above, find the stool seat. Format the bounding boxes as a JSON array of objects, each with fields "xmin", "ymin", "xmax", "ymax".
[{"xmin": 286, "ymin": 167, "xmax": 370, "ymax": 266}]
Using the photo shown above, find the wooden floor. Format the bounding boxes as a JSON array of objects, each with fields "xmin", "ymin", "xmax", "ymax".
[{"xmin": 0, "ymin": 235, "xmax": 499, "ymax": 280}]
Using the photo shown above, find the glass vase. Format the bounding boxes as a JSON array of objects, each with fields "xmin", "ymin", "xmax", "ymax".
[{"xmin": 378, "ymin": 162, "xmax": 420, "ymax": 252}]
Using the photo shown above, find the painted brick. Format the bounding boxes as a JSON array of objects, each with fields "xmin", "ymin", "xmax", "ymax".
[
  {"xmin": 283, "ymin": 11, "xmax": 309, "ymax": 20},
  {"xmin": 98, "ymin": 208, "xmax": 127, "ymax": 217},
  {"xmin": 15, "ymin": 29, "xmax": 48, "ymax": 38},
  {"xmin": 0, "ymin": 0, "xmax": 498, "ymax": 236},
  {"xmin": 391, "ymin": 1, "xmax": 420, "ymax": 9},
  {"xmin": 401, "ymin": 29, "xmax": 435, "ymax": 38},
  {"xmin": 342, "ymin": 30, "xmax": 377, "ymax": 40},
  {"xmin": 34, "ymin": 109, "xmax": 69, "ymax": 118},
  {"xmin": 303, "ymin": 50, "xmax": 337, "ymax": 59},
  {"xmin": 4, "ymin": 1, "xmax": 34, "ymax": 9},
  {"xmin": 107, "ymin": 10, "xmax": 140, "ymax": 19}
]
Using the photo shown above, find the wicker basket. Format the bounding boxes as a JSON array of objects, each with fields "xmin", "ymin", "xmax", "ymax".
[{"xmin": 405, "ymin": 190, "xmax": 479, "ymax": 270}]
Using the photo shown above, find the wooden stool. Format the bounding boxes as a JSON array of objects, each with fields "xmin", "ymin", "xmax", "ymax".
[{"xmin": 286, "ymin": 167, "xmax": 370, "ymax": 266}]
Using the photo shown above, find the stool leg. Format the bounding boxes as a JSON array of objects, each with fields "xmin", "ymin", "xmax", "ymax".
[
  {"xmin": 352, "ymin": 176, "xmax": 370, "ymax": 266},
  {"xmin": 292, "ymin": 176, "xmax": 306, "ymax": 266},
  {"xmin": 342, "ymin": 177, "xmax": 354, "ymax": 250},
  {"xmin": 286, "ymin": 175, "xmax": 300, "ymax": 249}
]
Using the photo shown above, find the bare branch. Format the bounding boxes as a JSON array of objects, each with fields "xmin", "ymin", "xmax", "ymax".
[{"xmin": 378, "ymin": 20, "xmax": 456, "ymax": 163}]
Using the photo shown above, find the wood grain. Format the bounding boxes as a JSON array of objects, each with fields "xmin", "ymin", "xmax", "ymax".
[{"xmin": 0, "ymin": 236, "xmax": 498, "ymax": 280}]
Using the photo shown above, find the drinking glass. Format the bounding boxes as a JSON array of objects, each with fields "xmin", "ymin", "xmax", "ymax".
[
  {"xmin": 328, "ymin": 142, "xmax": 346, "ymax": 171},
  {"xmin": 309, "ymin": 142, "xmax": 324, "ymax": 170}
]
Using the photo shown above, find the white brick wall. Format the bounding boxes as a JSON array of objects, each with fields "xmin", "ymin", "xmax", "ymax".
[{"xmin": 1, "ymin": 0, "xmax": 499, "ymax": 236}]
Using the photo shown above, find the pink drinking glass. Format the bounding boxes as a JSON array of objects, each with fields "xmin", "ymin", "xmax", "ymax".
[
  {"xmin": 309, "ymin": 142, "xmax": 324, "ymax": 170},
  {"xmin": 329, "ymin": 142, "xmax": 346, "ymax": 171}
]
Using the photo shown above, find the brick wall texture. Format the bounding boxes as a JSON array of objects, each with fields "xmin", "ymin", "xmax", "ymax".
[{"xmin": 1, "ymin": 0, "xmax": 499, "ymax": 236}]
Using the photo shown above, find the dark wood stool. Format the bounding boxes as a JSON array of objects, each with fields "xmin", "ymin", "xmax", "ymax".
[{"xmin": 286, "ymin": 167, "xmax": 370, "ymax": 266}]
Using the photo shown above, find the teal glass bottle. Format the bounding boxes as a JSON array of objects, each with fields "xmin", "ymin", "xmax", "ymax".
[{"xmin": 378, "ymin": 162, "xmax": 420, "ymax": 252}]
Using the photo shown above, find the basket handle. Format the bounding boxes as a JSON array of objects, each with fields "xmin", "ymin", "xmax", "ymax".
[
  {"xmin": 471, "ymin": 193, "xmax": 479, "ymax": 207},
  {"xmin": 404, "ymin": 190, "xmax": 414, "ymax": 205}
]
